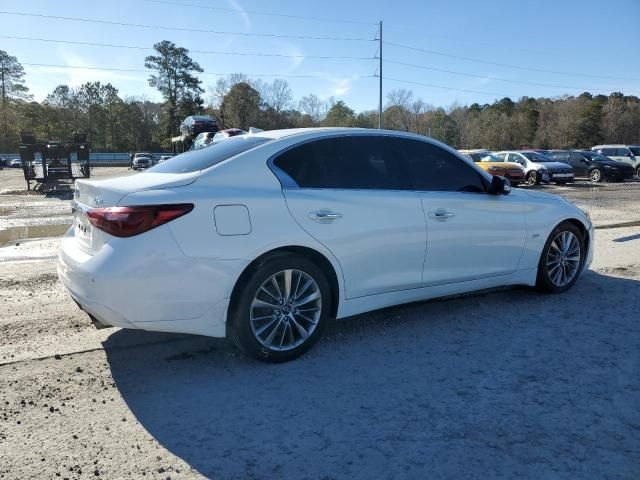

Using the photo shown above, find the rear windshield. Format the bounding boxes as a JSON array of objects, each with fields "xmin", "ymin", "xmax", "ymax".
[
  {"xmin": 192, "ymin": 115, "xmax": 214, "ymax": 121},
  {"xmin": 148, "ymin": 135, "xmax": 272, "ymax": 173}
]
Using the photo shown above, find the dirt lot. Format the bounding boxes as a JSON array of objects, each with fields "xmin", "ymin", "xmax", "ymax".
[{"xmin": 1, "ymin": 167, "xmax": 639, "ymax": 479}]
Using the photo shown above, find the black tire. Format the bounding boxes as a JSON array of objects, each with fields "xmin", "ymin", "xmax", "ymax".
[
  {"xmin": 536, "ymin": 221, "xmax": 585, "ymax": 293},
  {"xmin": 228, "ymin": 253, "xmax": 332, "ymax": 363},
  {"xmin": 526, "ymin": 171, "xmax": 539, "ymax": 186},
  {"xmin": 555, "ymin": 181, "xmax": 567, "ymax": 185},
  {"xmin": 589, "ymin": 168, "xmax": 603, "ymax": 183},
  {"xmin": 636, "ymin": 167, "xmax": 640, "ymax": 178}
]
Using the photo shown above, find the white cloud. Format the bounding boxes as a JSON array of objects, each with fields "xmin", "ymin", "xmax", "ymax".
[
  {"xmin": 37, "ymin": 47, "xmax": 148, "ymax": 88},
  {"xmin": 320, "ymin": 75, "xmax": 360, "ymax": 97},
  {"xmin": 268, "ymin": 40, "xmax": 305, "ymax": 73},
  {"xmin": 228, "ymin": 0, "xmax": 251, "ymax": 30}
]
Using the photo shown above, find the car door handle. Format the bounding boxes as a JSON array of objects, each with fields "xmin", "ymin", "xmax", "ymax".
[
  {"xmin": 309, "ymin": 210, "xmax": 343, "ymax": 221},
  {"xmin": 428, "ymin": 210, "xmax": 455, "ymax": 220}
]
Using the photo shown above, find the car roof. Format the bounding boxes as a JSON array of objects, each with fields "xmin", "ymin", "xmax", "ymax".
[
  {"xmin": 458, "ymin": 149, "xmax": 490, "ymax": 153},
  {"xmin": 592, "ymin": 144, "xmax": 629, "ymax": 148},
  {"xmin": 250, "ymin": 127, "xmax": 443, "ymax": 142}
]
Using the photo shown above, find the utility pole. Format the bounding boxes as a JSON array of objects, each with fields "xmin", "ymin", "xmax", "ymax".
[{"xmin": 378, "ymin": 20, "xmax": 383, "ymax": 129}]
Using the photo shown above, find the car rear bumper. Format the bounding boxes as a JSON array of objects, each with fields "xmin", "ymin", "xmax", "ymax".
[{"xmin": 57, "ymin": 226, "xmax": 245, "ymax": 338}]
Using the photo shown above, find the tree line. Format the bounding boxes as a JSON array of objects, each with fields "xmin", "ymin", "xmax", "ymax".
[{"xmin": 1, "ymin": 43, "xmax": 639, "ymax": 153}]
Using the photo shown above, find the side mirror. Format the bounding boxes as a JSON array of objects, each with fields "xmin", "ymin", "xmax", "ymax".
[{"xmin": 489, "ymin": 175, "xmax": 511, "ymax": 195}]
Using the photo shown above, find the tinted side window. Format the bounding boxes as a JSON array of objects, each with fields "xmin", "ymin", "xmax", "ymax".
[
  {"xmin": 616, "ymin": 148, "xmax": 630, "ymax": 156},
  {"xmin": 552, "ymin": 151, "xmax": 569, "ymax": 162},
  {"xmin": 273, "ymin": 136, "xmax": 410, "ymax": 190},
  {"xmin": 403, "ymin": 140, "xmax": 485, "ymax": 193},
  {"xmin": 507, "ymin": 153, "xmax": 522, "ymax": 163},
  {"xmin": 601, "ymin": 148, "xmax": 615, "ymax": 156},
  {"xmin": 570, "ymin": 152, "xmax": 586, "ymax": 163}
]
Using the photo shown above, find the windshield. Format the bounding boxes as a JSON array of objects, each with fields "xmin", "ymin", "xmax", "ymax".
[
  {"xmin": 148, "ymin": 135, "xmax": 272, "ymax": 173},
  {"xmin": 630, "ymin": 147, "xmax": 640, "ymax": 156},
  {"xmin": 522, "ymin": 152, "xmax": 554, "ymax": 162}
]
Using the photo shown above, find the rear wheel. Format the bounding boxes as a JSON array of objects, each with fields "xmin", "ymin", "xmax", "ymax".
[
  {"xmin": 636, "ymin": 167, "xmax": 640, "ymax": 178},
  {"xmin": 589, "ymin": 168, "xmax": 603, "ymax": 182},
  {"xmin": 526, "ymin": 171, "xmax": 539, "ymax": 186},
  {"xmin": 228, "ymin": 253, "xmax": 331, "ymax": 362},
  {"xmin": 536, "ymin": 222, "xmax": 585, "ymax": 293}
]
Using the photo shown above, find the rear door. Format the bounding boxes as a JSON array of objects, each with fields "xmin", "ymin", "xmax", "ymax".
[
  {"xmin": 274, "ymin": 134, "xmax": 426, "ymax": 299},
  {"xmin": 403, "ymin": 140, "xmax": 527, "ymax": 285}
]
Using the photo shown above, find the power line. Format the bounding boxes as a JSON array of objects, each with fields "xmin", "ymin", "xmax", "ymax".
[
  {"xmin": 384, "ymin": 76, "xmax": 509, "ymax": 97},
  {"xmin": 384, "ymin": 41, "xmax": 640, "ymax": 82},
  {"xmin": 0, "ymin": 35, "xmax": 375, "ymax": 61},
  {"xmin": 0, "ymin": 10, "xmax": 375, "ymax": 42},
  {"xmin": 142, "ymin": 0, "xmax": 377, "ymax": 26},
  {"xmin": 384, "ymin": 59, "xmax": 639, "ymax": 95},
  {"xmin": 21, "ymin": 62, "xmax": 374, "ymax": 80}
]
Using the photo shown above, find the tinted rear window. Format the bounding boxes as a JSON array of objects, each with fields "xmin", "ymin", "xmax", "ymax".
[{"xmin": 148, "ymin": 136, "xmax": 271, "ymax": 173}]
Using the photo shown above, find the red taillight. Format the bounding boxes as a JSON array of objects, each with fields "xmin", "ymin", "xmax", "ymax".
[{"xmin": 86, "ymin": 204, "xmax": 193, "ymax": 238}]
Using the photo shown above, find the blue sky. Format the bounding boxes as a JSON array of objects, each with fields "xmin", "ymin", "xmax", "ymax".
[{"xmin": 1, "ymin": 0, "xmax": 639, "ymax": 111}]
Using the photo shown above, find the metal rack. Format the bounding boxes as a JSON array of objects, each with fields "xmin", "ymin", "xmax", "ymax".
[{"xmin": 18, "ymin": 132, "xmax": 91, "ymax": 190}]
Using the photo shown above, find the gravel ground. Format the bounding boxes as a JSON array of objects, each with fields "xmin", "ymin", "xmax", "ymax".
[{"xmin": 1, "ymin": 168, "xmax": 640, "ymax": 479}]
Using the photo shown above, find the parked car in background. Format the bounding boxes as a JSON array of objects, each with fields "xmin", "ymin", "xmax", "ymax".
[
  {"xmin": 213, "ymin": 128, "xmax": 247, "ymax": 142},
  {"xmin": 9, "ymin": 158, "xmax": 22, "ymax": 168},
  {"xmin": 458, "ymin": 149, "xmax": 525, "ymax": 186},
  {"xmin": 158, "ymin": 155, "xmax": 173, "ymax": 164},
  {"xmin": 59, "ymin": 128, "xmax": 593, "ymax": 362},
  {"xmin": 192, "ymin": 132, "xmax": 217, "ymax": 150},
  {"xmin": 548, "ymin": 150, "xmax": 634, "ymax": 182},
  {"xmin": 591, "ymin": 145, "xmax": 640, "ymax": 177},
  {"xmin": 179, "ymin": 115, "xmax": 220, "ymax": 137},
  {"xmin": 132, "ymin": 153, "xmax": 152, "ymax": 170},
  {"xmin": 494, "ymin": 151, "xmax": 574, "ymax": 185}
]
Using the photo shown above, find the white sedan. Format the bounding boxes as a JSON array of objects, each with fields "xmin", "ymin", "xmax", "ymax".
[{"xmin": 58, "ymin": 128, "xmax": 593, "ymax": 362}]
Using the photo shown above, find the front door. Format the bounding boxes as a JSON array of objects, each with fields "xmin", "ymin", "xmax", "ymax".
[
  {"xmin": 570, "ymin": 152, "xmax": 588, "ymax": 177},
  {"xmin": 402, "ymin": 139, "xmax": 527, "ymax": 285}
]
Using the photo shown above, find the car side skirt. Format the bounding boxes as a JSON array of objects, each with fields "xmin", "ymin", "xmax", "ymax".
[{"xmin": 336, "ymin": 268, "xmax": 537, "ymax": 319}]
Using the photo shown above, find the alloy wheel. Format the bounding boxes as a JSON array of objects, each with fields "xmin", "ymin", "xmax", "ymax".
[
  {"xmin": 526, "ymin": 171, "xmax": 537, "ymax": 186},
  {"xmin": 250, "ymin": 269, "xmax": 322, "ymax": 351},
  {"xmin": 546, "ymin": 231, "xmax": 581, "ymax": 287},
  {"xmin": 590, "ymin": 169, "xmax": 602, "ymax": 182}
]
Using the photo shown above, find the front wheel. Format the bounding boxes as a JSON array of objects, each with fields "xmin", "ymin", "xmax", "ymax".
[
  {"xmin": 228, "ymin": 253, "xmax": 332, "ymax": 362},
  {"xmin": 536, "ymin": 222, "xmax": 585, "ymax": 293}
]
